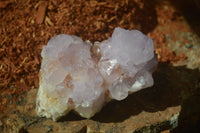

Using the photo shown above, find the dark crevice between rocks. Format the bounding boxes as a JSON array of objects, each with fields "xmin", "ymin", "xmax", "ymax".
[
  {"xmin": 169, "ymin": 0, "xmax": 200, "ymax": 37},
  {"xmin": 57, "ymin": 111, "xmax": 85, "ymax": 122},
  {"xmin": 134, "ymin": 119, "xmax": 172, "ymax": 133},
  {"xmin": 172, "ymin": 87, "xmax": 200, "ymax": 133}
]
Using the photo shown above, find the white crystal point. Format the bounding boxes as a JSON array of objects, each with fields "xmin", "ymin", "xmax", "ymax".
[{"xmin": 36, "ymin": 27, "xmax": 157, "ymax": 121}]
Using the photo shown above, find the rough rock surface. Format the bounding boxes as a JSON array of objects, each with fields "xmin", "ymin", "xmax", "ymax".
[
  {"xmin": 1, "ymin": 0, "xmax": 200, "ymax": 132},
  {"xmin": 1, "ymin": 63, "xmax": 199, "ymax": 133},
  {"xmin": 36, "ymin": 27, "xmax": 158, "ymax": 121}
]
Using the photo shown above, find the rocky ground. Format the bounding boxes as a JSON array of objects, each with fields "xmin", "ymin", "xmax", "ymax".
[{"xmin": 0, "ymin": 0, "xmax": 200, "ymax": 132}]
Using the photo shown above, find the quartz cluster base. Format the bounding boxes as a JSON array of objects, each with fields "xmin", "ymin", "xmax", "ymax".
[{"xmin": 36, "ymin": 27, "xmax": 158, "ymax": 121}]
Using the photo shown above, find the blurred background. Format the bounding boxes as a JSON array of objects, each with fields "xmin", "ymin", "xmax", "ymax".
[{"xmin": 0, "ymin": 0, "xmax": 200, "ymax": 132}]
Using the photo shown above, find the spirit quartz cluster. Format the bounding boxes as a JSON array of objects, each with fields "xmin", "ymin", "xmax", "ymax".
[{"xmin": 36, "ymin": 27, "xmax": 158, "ymax": 121}]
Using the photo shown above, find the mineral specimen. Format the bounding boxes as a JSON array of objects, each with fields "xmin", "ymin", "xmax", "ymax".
[{"xmin": 36, "ymin": 27, "xmax": 158, "ymax": 121}]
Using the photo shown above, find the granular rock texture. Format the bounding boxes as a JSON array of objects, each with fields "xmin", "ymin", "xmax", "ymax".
[{"xmin": 36, "ymin": 27, "xmax": 157, "ymax": 121}]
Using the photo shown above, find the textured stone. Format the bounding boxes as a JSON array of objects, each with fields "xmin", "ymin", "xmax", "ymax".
[
  {"xmin": 1, "ymin": 63, "xmax": 200, "ymax": 133},
  {"xmin": 36, "ymin": 27, "xmax": 157, "ymax": 121}
]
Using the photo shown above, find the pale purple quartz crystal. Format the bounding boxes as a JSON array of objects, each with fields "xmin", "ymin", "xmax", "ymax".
[
  {"xmin": 36, "ymin": 27, "xmax": 157, "ymax": 121},
  {"xmin": 98, "ymin": 28, "xmax": 157, "ymax": 100}
]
